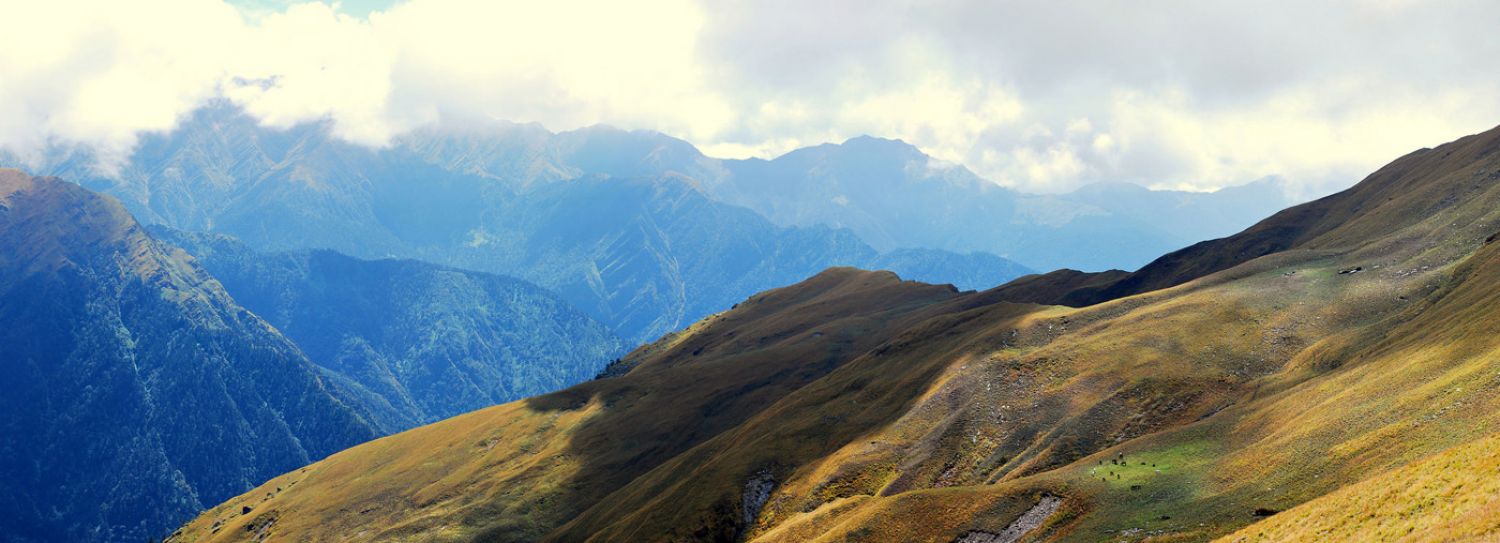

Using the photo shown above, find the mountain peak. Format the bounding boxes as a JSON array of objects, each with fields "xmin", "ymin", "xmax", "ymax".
[
  {"xmin": 0, "ymin": 167, "xmax": 44, "ymax": 199},
  {"xmin": 841, "ymin": 134, "xmax": 910, "ymax": 146},
  {"xmin": 0, "ymin": 172, "xmax": 382, "ymax": 541},
  {"xmin": 837, "ymin": 134, "xmax": 924, "ymax": 155},
  {"xmin": 0, "ymin": 170, "xmax": 157, "ymax": 281}
]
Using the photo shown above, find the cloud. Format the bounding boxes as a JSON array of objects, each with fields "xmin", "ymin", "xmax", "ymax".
[
  {"xmin": 0, "ymin": 0, "xmax": 243, "ymax": 169},
  {"xmin": 695, "ymin": 0, "xmax": 1500, "ymax": 193},
  {"xmin": 2, "ymin": 0, "xmax": 1499, "ymax": 194},
  {"xmin": 0, "ymin": 0, "xmax": 724, "ymax": 156}
]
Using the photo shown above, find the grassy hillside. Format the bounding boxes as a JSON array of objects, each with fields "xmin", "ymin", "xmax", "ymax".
[
  {"xmin": 167, "ymin": 268, "xmax": 965, "ymax": 542},
  {"xmin": 1217, "ymin": 232, "xmax": 1500, "ymax": 542},
  {"xmin": 171, "ymin": 124, "xmax": 1500, "ymax": 542},
  {"xmin": 1219, "ymin": 433, "xmax": 1500, "ymax": 542},
  {"xmin": 1008, "ymin": 124, "xmax": 1500, "ymax": 307}
]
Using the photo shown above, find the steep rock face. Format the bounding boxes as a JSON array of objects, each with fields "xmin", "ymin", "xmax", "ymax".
[
  {"xmin": 0, "ymin": 170, "xmax": 380, "ymax": 542},
  {"xmin": 157, "ymin": 228, "xmax": 628, "ymax": 426}
]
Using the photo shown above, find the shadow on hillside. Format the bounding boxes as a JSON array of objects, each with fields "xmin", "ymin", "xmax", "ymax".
[{"xmin": 494, "ymin": 281, "xmax": 1040, "ymax": 542}]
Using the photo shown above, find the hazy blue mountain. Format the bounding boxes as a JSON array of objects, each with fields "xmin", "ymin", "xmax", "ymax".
[
  {"xmin": 396, "ymin": 121, "xmax": 1296, "ymax": 271},
  {"xmin": 399, "ymin": 122, "xmax": 725, "ymax": 187},
  {"xmin": 155, "ymin": 228, "xmax": 628, "ymax": 426},
  {"xmin": 865, "ymin": 248, "xmax": 1033, "ymax": 291},
  {"xmin": 3, "ymin": 105, "xmax": 1297, "ymax": 340},
  {"xmin": 707, "ymin": 136, "xmax": 1016, "ymax": 251},
  {"xmin": 0, "ymin": 170, "xmax": 381, "ymax": 542},
  {"xmin": 4, "ymin": 105, "xmax": 1032, "ymax": 343},
  {"xmin": 437, "ymin": 174, "xmax": 1025, "ymax": 341},
  {"xmin": 3, "ymin": 107, "xmax": 1296, "ymax": 278},
  {"xmin": 706, "ymin": 136, "xmax": 1297, "ymax": 271},
  {"xmin": 1055, "ymin": 177, "xmax": 1292, "ymax": 246}
]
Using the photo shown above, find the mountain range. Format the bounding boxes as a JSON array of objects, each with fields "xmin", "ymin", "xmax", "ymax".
[
  {"xmin": 3, "ymin": 104, "xmax": 1291, "ymax": 343},
  {"xmin": 0, "ymin": 105, "xmax": 1319, "ymax": 543},
  {"xmin": 700, "ymin": 135, "xmax": 1291, "ymax": 271},
  {"xmin": 0, "ymin": 170, "xmax": 381, "ymax": 542},
  {"xmin": 153, "ymin": 228, "xmax": 628, "ymax": 426},
  {"xmin": 164, "ymin": 124, "xmax": 1500, "ymax": 542},
  {"xmin": 0, "ymin": 170, "xmax": 630, "ymax": 541}
]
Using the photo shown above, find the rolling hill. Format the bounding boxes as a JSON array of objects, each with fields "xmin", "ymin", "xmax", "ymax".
[
  {"xmin": 1002, "ymin": 124, "xmax": 1500, "ymax": 307},
  {"xmin": 168, "ymin": 124, "xmax": 1500, "ymax": 543}
]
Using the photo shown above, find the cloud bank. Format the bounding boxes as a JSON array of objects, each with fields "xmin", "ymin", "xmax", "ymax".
[{"xmin": 2, "ymin": 0, "xmax": 1498, "ymax": 195}]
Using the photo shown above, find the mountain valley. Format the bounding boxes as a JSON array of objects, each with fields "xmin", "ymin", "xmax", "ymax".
[{"xmin": 167, "ymin": 125, "xmax": 1500, "ymax": 542}]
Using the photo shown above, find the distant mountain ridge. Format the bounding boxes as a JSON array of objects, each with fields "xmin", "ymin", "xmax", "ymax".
[
  {"xmin": 994, "ymin": 127, "xmax": 1500, "ymax": 307},
  {"xmin": 705, "ymin": 136, "xmax": 1293, "ymax": 271},
  {"xmin": 398, "ymin": 125, "xmax": 1295, "ymax": 271},
  {"xmin": 1, "ymin": 105, "xmax": 1035, "ymax": 343},
  {"xmin": 0, "ymin": 104, "xmax": 1294, "ymax": 340},
  {"xmin": 154, "ymin": 228, "xmax": 629, "ymax": 427}
]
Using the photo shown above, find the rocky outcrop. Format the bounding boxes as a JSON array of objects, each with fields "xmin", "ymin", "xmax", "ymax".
[
  {"xmin": 954, "ymin": 495, "xmax": 1063, "ymax": 543},
  {"xmin": 739, "ymin": 469, "xmax": 777, "ymax": 540}
]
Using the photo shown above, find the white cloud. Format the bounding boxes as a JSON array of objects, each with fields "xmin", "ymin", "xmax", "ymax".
[
  {"xmin": 0, "ymin": 0, "xmax": 243, "ymax": 169},
  {"xmin": 696, "ymin": 0, "xmax": 1500, "ymax": 194},
  {"xmin": 2, "ymin": 0, "xmax": 1499, "ymax": 195},
  {"xmin": 225, "ymin": 3, "xmax": 395, "ymax": 143},
  {"xmin": 0, "ymin": 0, "xmax": 726, "ymax": 154}
]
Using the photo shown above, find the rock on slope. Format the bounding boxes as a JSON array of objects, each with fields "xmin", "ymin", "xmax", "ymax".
[{"xmin": 0, "ymin": 170, "xmax": 381, "ymax": 542}]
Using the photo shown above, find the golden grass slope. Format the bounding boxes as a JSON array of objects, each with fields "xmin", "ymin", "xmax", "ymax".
[
  {"xmin": 1011, "ymin": 123, "xmax": 1500, "ymax": 307},
  {"xmin": 1217, "ymin": 229, "xmax": 1500, "ymax": 543},
  {"xmin": 1218, "ymin": 432, "xmax": 1500, "ymax": 542},
  {"xmin": 166, "ymin": 268, "xmax": 965, "ymax": 542},
  {"xmin": 172, "ymin": 124, "xmax": 1500, "ymax": 542}
]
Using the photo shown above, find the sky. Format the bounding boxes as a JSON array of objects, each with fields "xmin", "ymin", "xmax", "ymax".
[{"xmin": 1, "ymin": 0, "xmax": 1498, "ymax": 196}]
